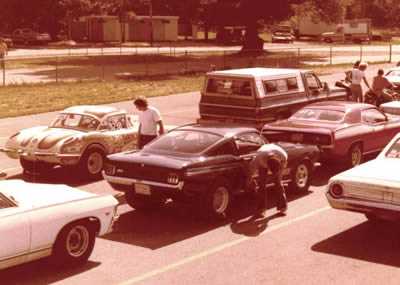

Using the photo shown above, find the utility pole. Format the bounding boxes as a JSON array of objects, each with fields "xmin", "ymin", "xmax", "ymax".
[{"xmin": 149, "ymin": 0, "xmax": 153, "ymax": 47}]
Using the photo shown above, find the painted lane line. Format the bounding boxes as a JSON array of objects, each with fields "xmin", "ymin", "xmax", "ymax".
[{"xmin": 118, "ymin": 206, "xmax": 331, "ymax": 285}]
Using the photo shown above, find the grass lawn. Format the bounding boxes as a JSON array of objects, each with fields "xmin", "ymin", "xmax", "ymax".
[{"xmin": 0, "ymin": 75, "xmax": 203, "ymax": 118}]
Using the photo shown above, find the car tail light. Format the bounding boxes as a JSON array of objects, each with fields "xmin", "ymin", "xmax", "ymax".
[
  {"xmin": 167, "ymin": 173, "xmax": 180, "ymax": 185},
  {"xmin": 330, "ymin": 183, "xmax": 343, "ymax": 198}
]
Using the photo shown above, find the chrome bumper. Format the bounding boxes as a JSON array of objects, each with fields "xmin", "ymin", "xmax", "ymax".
[
  {"xmin": 103, "ymin": 172, "xmax": 185, "ymax": 191},
  {"xmin": 0, "ymin": 147, "xmax": 81, "ymax": 162}
]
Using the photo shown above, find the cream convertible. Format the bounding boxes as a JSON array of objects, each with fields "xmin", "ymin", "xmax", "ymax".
[
  {"xmin": 0, "ymin": 180, "xmax": 118, "ymax": 270},
  {"xmin": 1, "ymin": 105, "xmax": 138, "ymax": 178},
  {"xmin": 327, "ymin": 132, "xmax": 400, "ymax": 221}
]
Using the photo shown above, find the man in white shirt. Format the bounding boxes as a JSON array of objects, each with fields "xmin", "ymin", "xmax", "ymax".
[
  {"xmin": 247, "ymin": 143, "xmax": 288, "ymax": 216},
  {"xmin": 133, "ymin": 96, "xmax": 165, "ymax": 149},
  {"xmin": 350, "ymin": 62, "xmax": 370, "ymax": 102}
]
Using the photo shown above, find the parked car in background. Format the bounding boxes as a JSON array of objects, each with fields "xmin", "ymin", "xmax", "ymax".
[
  {"xmin": 262, "ymin": 101, "xmax": 400, "ymax": 168},
  {"xmin": 320, "ymin": 19, "xmax": 371, "ymax": 43},
  {"xmin": 326, "ymin": 132, "xmax": 400, "ymax": 222},
  {"xmin": 271, "ymin": 25, "xmax": 295, "ymax": 43},
  {"xmin": 198, "ymin": 68, "xmax": 347, "ymax": 129},
  {"xmin": 0, "ymin": 105, "xmax": 139, "ymax": 178},
  {"xmin": 384, "ymin": 67, "xmax": 400, "ymax": 92},
  {"xmin": 0, "ymin": 180, "xmax": 119, "ymax": 270},
  {"xmin": 12, "ymin": 28, "xmax": 51, "ymax": 45},
  {"xmin": 103, "ymin": 124, "xmax": 319, "ymax": 219}
]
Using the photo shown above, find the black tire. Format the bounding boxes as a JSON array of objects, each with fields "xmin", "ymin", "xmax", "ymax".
[
  {"xmin": 289, "ymin": 160, "xmax": 312, "ymax": 193},
  {"xmin": 79, "ymin": 147, "xmax": 105, "ymax": 178},
  {"xmin": 20, "ymin": 158, "xmax": 53, "ymax": 174},
  {"xmin": 202, "ymin": 179, "xmax": 232, "ymax": 219},
  {"xmin": 52, "ymin": 221, "xmax": 96, "ymax": 267},
  {"xmin": 347, "ymin": 143, "xmax": 363, "ymax": 168},
  {"xmin": 125, "ymin": 190, "xmax": 166, "ymax": 211}
]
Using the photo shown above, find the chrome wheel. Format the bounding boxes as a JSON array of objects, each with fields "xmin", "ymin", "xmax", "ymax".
[
  {"xmin": 350, "ymin": 145, "xmax": 362, "ymax": 167},
  {"xmin": 87, "ymin": 152, "xmax": 103, "ymax": 175},
  {"xmin": 295, "ymin": 164, "xmax": 309, "ymax": 189},
  {"xmin": 212, "ymin": 186, "xmax": 230, "ymax": 214},
  {"xmin": 66, "ymin": 225, "xmax": 90, "ymax": 258}
]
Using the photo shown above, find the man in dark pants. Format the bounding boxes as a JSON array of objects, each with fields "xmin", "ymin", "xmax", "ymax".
[
  {"xmin": 248, "ymin": 144, "xmax": 288, "ymax": 216},
  {"xmin": 133, "ymin": 96, "xmax": 165, "ymax": 149}
]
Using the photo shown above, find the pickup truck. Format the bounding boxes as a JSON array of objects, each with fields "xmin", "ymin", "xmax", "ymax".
[{"xmin": 198, "ymin": 67, "xmax": 347, "ymax": 129}]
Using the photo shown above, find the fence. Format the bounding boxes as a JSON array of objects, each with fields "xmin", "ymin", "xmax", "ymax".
[{"xmin": 1, "ymin": 44, "xmax": 399, "ymax": 86}]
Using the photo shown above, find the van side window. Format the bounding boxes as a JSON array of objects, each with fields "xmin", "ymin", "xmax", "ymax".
[
  {"xmin": 206, "ymin": 78, "xmax": 253, "ymax": 97},
  {"xmin": 287, "ymin": 77, "xmax": 299, "ymax": 90},
  {"xmin": 305, "ymin": 73, "xmax": 321, "ymax": 90},
  {"xmin": 264, "ymin": 80, "xmax": 278, "ymax": 93}
]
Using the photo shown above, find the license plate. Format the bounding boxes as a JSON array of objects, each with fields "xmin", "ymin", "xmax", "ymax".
[
  {"xmin": 291, "ymin": 133, "xmax": 303, "ymax": 142},
  {"xmin": 135, "ymin": 183, "xmax": 151, "ymax": 195}
]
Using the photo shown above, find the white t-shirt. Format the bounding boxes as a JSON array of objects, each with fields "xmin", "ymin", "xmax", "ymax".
[
  {"xmin": 258, "ymin": 144, "xmax": 288, "ymax": 160},
  {"xmin": 138, "ymin": 106, "xmax": 162, "ymax": 136},
  {"xmin": 351, "ymin": 69, "xmax": 365, "ymax": 85}
]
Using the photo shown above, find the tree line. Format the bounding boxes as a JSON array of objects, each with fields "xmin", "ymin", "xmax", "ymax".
[{"xmin": 0, "ymin": 0, "xmax": 397, "ymax": 50}]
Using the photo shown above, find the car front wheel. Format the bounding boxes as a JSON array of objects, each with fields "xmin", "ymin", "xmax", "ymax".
[
  {"xmin": 53, "ymin": 221, "xmax": 96, "ymax": 267},
  {"xmin": 80, "ymin": 148, "xmax": 105, "ymax": 179},
  {"xmin": 289, "ymin": 161, "xmax": 312, "ymax": 193}
]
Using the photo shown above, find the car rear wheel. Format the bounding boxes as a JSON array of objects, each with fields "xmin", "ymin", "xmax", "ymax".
[
  {"xmin": 53, "ymin": 221, "xmax": 96, "ymax": 267},
  {"xmin": 125, "ymin": 190, "xmax": 166, "ymax": 211},
  {"xmin": 79, "ymin": 148, "xmax": 105, "ymax": 179},
  {"xmin": 348, "ymin": 143, "xmax": 363, "ymax": 168},
  {"xmin": 289, "ymin": 161, "xmax": 312, "ymax": 193},
  {"xmin": 203, "ymin": 179, "xmax": 231, "ymax": 219}
]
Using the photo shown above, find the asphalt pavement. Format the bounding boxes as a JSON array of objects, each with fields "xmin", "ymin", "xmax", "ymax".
[{"xmin": 1, "ymin": 70, "xmax": 400, "ymax": 284}]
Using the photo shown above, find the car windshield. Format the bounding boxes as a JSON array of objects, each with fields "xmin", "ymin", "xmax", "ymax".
[
  {"xmin": 386, "ymin": 70, "xmax": 400, "ymax": 77},
  {"xmin": 291, "ymin": 108, "xmax": 345, "ymax": 122},
  {"xmin": 146, "ymin": 130, "xmax": 222, "ymax": 154},
  {"xmin": 385, "ymin": 138, "xmax": 400, "ymax": 158},
  {"xmin": 51, "ymin": 113, "xmax": 100, "ymax": 131}
]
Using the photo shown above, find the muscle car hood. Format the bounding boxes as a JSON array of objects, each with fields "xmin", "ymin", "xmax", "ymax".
[
  {"xmin": 107, "ymin": 151, "xmax": 198, "ymax": 170},
  {"xmin": 0, "ymin": 180, "xmax": 95, "ymax": 210},
  {"xmin": 264, "ymin": 119, "xmax": 341, "ymax": 133},
  {"xmin": 331, "ymin": 158, "xmax": 400, "ymax": 188},
  {"xmin": 9, "ymin": 126, "xmax": 83, "ymax": 149}
]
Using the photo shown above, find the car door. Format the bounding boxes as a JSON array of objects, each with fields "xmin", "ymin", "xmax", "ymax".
[
  {"xmin": 304, "ymin": 72, "xmax": 329, "ymax": 102},
  {"xmin": 0, "ymin": 195, "xmax": 30, "ymax": 269},
  {"xmin": 361, "ymin": 108, "xmax": 392, "ymax": 152},
  {"xmin": 99, "ymin": 114, "xmax": 138, "ymax": 153}
]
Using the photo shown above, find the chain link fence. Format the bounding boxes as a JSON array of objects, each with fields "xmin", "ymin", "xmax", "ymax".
[{"xmin": 1, "ymin": 44, "xmax": 399, "ymax": 86}]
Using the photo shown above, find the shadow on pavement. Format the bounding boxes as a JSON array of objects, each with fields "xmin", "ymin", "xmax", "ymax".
[
  {"xmin": 0, "ymin": 259, "xmax": 100, "ymax": 284},
  {"xmin": 311, "ymin": 220, "xmax": 400, "ymax": 267},
  {"xmin": 103, "ymin": 189, "xmax": 311, "ymax": 249}
]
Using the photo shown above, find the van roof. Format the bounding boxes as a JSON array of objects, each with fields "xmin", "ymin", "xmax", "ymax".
[{"xmin": 207, "ymin": 68, "xmax": 309, "ymax": 79}]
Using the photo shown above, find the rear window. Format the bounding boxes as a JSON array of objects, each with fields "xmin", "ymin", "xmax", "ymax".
[
  {"xmin": 263, "ymin": 77, "xmax": 298, "ymax": 95},
  {"xmin": 146, "ymin": 130, "xmax": 222, "ymax": 154},
  {"xmin": 291, "ymin": 108, "xmax": 345, "ymax": 122},
  {"xmin": 206, "ymin": 78, "xmax": 253, "ymax": 97}
]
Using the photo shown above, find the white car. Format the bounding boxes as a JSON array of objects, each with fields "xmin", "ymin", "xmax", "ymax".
[
  {"xmin": 1, "ymin": 105, "xmax": 139, "ymax": 178},
  {"xmin": 0, "ymin": 180, "xmax": 119, "ymax": 270},
  {"xmin": 385, "ymin": 67, "xmax": 400, "ymax": 90},
  {"xmin": 326, "ymin": 132, "xmax": 400, "ymax": 221}
]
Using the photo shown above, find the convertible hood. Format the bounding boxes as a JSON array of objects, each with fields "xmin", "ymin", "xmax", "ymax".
[
  {"xmin": 332, "ymin": 158, "xmax": 400, "ymax": 188},
  {"xmin": 0, "ymin": 180, "xmax": 94, "ymax": 210},
  {"xmin": 107, "ymin": 151, "xmax": 198, "ymax": 170},
  {"xmin": 15, "ymin": 126, "xmax": 83, "ymax": 149}
]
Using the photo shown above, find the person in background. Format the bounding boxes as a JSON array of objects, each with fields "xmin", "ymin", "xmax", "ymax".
[
  {"xmin": 345, "ymin": 60, "xmax": 360, "ymax": 83},
  {"xmin": 247, "ymin": 143, "xmax": 288, "ymax": 217},
  {"xmin": 350, "ymin": 62, "xmax": 370, "ymax": 102},
  {"xmin": 133, "ymin": 96, "xmax": 164, "ymax": 149},
  {"xmin": 372, "ymin": 69, "xmax": 393, "ymax": 104}
]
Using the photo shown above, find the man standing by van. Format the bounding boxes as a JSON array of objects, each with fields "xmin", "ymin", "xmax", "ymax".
[{"xmin": 133, "ymin": 96, "xmax": 165, "ymax": 149}]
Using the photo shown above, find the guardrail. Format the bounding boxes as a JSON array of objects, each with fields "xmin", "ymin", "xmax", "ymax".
[{"xmin": 1, "ymin": 43, "xmax": 398, "ymax": 86}]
